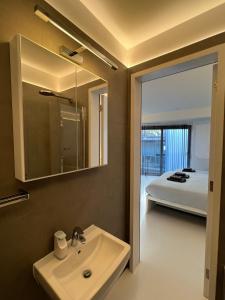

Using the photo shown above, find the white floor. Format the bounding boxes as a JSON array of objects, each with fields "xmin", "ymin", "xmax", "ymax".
[
  {"xmin": 105, "ymin": 176, "xmax": 207, "ymax": 300},
  {"xmin": 140, "ymin": 176, "xmax": 157, "ymax": 221}
]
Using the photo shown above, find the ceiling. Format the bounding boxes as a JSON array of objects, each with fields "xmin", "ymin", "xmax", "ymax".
[
  {"xmin": 45, "ymin": 0, "xmax": 225, "ymax": 67},
  {"xmin": 80, "ymin": 0, "xmax": 225, "ymax": 49},
  {"xmin": 142, "ymin": 64, "xmax": 213, "ymax": 115}
]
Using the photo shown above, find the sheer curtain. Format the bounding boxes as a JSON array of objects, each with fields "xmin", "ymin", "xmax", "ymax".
[{"xmin": 164, "ymin": 128, "xmax": 189, "ymax": 172}]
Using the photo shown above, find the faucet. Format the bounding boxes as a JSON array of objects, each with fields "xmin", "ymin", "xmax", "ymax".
[{"xmin": 71, "ymin": 226, "xmax": 86, "ymax": 247}]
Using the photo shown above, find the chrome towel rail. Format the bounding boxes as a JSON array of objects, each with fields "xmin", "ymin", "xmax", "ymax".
[{"xmin": 0, "ymin": 189, "xmax": 29, "ymax": 208}]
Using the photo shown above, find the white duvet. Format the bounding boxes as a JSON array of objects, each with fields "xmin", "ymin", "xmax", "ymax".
[{"xmin": 146, "ymin": 171, "xmax": 208, "ymax": 213}]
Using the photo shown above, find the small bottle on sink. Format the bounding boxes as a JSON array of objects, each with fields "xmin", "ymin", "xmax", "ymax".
[{"xmin": 54, "ymin": 231, "xmax": 68, "ymax": 260}]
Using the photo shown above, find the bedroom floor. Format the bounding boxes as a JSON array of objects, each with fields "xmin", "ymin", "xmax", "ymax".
[
  {"xmin": 105, "ymin": 176, "xmax": 207, "ymax": 300},
  {"xmin": 140, "ymin": 175, "xmax": 158, "ymax": 221}
]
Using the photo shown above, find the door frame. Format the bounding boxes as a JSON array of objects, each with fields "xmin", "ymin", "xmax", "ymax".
[
  {"xmin": 88, "ymin": 83, "xmax": 108, "ymax": 167},
  {"xmin": 129, "ymin": 44, "xmax": 225, "ymax": 300}
]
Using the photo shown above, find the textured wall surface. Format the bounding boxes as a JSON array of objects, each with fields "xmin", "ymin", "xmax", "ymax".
[{"xmin": 0, "ymin": 1, "xmax": 128, "ymax": 299}]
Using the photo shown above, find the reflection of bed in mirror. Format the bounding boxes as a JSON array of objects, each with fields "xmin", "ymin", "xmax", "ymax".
[
  {"xmin": 10, "ymin": 34, "xmax": 108, "ymax": 182},
  {"xmin": 146, "ymin": 170, "xmax": 208, "ymax": 216}
]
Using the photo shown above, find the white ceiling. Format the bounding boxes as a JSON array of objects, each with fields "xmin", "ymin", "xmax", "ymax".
[
  {"xmin": 45, "ymin": 0, "xmax": 225, "ymax": 66},
  {"xmin": 142, "ymin": 64, "xmax": 213, "ymax": 114},
  {"xmin": 80, "ymin": 0, "xmax": 225, "ymax": 49}
]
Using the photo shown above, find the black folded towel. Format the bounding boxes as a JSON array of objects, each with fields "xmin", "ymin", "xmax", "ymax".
[
  {"xmin": 182, "ymin": 168, "xmax": 196, "ymax": 172},
  {"xmin": 174, "ymin": 172, "xmax": 190, "ymax": 179},
  {"xmin": 167, "ymin": 175, "xmax": 186, "ymax": 183}
]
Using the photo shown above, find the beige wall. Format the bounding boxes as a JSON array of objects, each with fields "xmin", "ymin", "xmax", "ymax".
[{"xmin": 0, "ymin": 1, "xmax": 128, "ymax": 299}]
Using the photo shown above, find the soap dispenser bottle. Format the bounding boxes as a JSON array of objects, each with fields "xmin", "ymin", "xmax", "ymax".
[{"xmin": 54, "ymin": 230, "xmax": 68, "ymax": 260}]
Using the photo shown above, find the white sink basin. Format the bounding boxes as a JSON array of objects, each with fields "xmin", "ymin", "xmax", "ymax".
[{"xmin": 33, "ymin": 225, "xmax": 130, "ymax": 300}]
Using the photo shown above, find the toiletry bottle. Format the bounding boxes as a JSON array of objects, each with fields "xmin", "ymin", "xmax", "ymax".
[{"xmin": 54, "ymin": 231, "xmax": 68, "ymax": 260}]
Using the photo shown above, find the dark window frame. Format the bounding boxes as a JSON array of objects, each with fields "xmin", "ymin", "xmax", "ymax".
[{"xmin": 141, "ymin": 124, "xmax": 192, "ymax": 175}]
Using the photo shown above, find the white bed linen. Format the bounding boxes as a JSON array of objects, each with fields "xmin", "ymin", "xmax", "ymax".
[{"xmin": 146, "ymin": 171, "xmax": 208, "ymax": 213}]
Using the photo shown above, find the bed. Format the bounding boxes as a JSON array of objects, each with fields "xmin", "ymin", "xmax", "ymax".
[{"xmin": 146, "ymin": 171, "xmax": 208, "ymax": 217}]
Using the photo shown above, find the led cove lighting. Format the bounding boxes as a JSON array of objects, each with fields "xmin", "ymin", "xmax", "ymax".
[{"xmin": 34, "ymin": 5, "xmax": 118, "ymax": 70}]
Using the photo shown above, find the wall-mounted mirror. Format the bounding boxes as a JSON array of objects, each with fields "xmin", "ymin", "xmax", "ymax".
[{"xmin": 10, "ymin": 35, "xmax": 108, "ymax": 182}]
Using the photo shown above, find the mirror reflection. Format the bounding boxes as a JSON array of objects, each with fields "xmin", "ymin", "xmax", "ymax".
[{"xmin": 18, "ymin": 36, "xmax": 108, "ymax": 181}]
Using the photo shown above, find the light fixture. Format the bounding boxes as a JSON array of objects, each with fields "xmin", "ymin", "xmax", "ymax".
[
  {"xmin": 59, "ymin": 45, "xmax": 84, "ymax": 65},
  {"xmin": 34, "ymin": 5, "xmax": 118, "ymax": 70}
]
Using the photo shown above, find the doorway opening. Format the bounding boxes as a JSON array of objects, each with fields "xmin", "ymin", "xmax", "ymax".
[
  {"xmin": 129, "ymin": 49, "xmax": 225, "ymax": 300},
  {"xmin": 140, "ymin": 62, "xmax": 213, "ymax": 299}
]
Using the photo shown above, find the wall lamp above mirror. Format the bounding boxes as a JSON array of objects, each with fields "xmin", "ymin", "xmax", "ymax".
[
  {"xmin": 34, "ymin": 5, "xmax": 118, "ymax": 71},
  {"xmin": 10, "ymin": 34, "xmax": 108, "ymax": 182}
]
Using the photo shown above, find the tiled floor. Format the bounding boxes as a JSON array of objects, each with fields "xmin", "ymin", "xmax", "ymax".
[{"xmin": 105, "ymin": 176, "xmax": 207, "ymax": 300}]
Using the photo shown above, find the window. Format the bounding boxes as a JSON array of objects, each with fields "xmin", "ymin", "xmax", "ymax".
[{"xmin": 141, "ymin": 125, "xmax": 191, "ymax": 176}]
